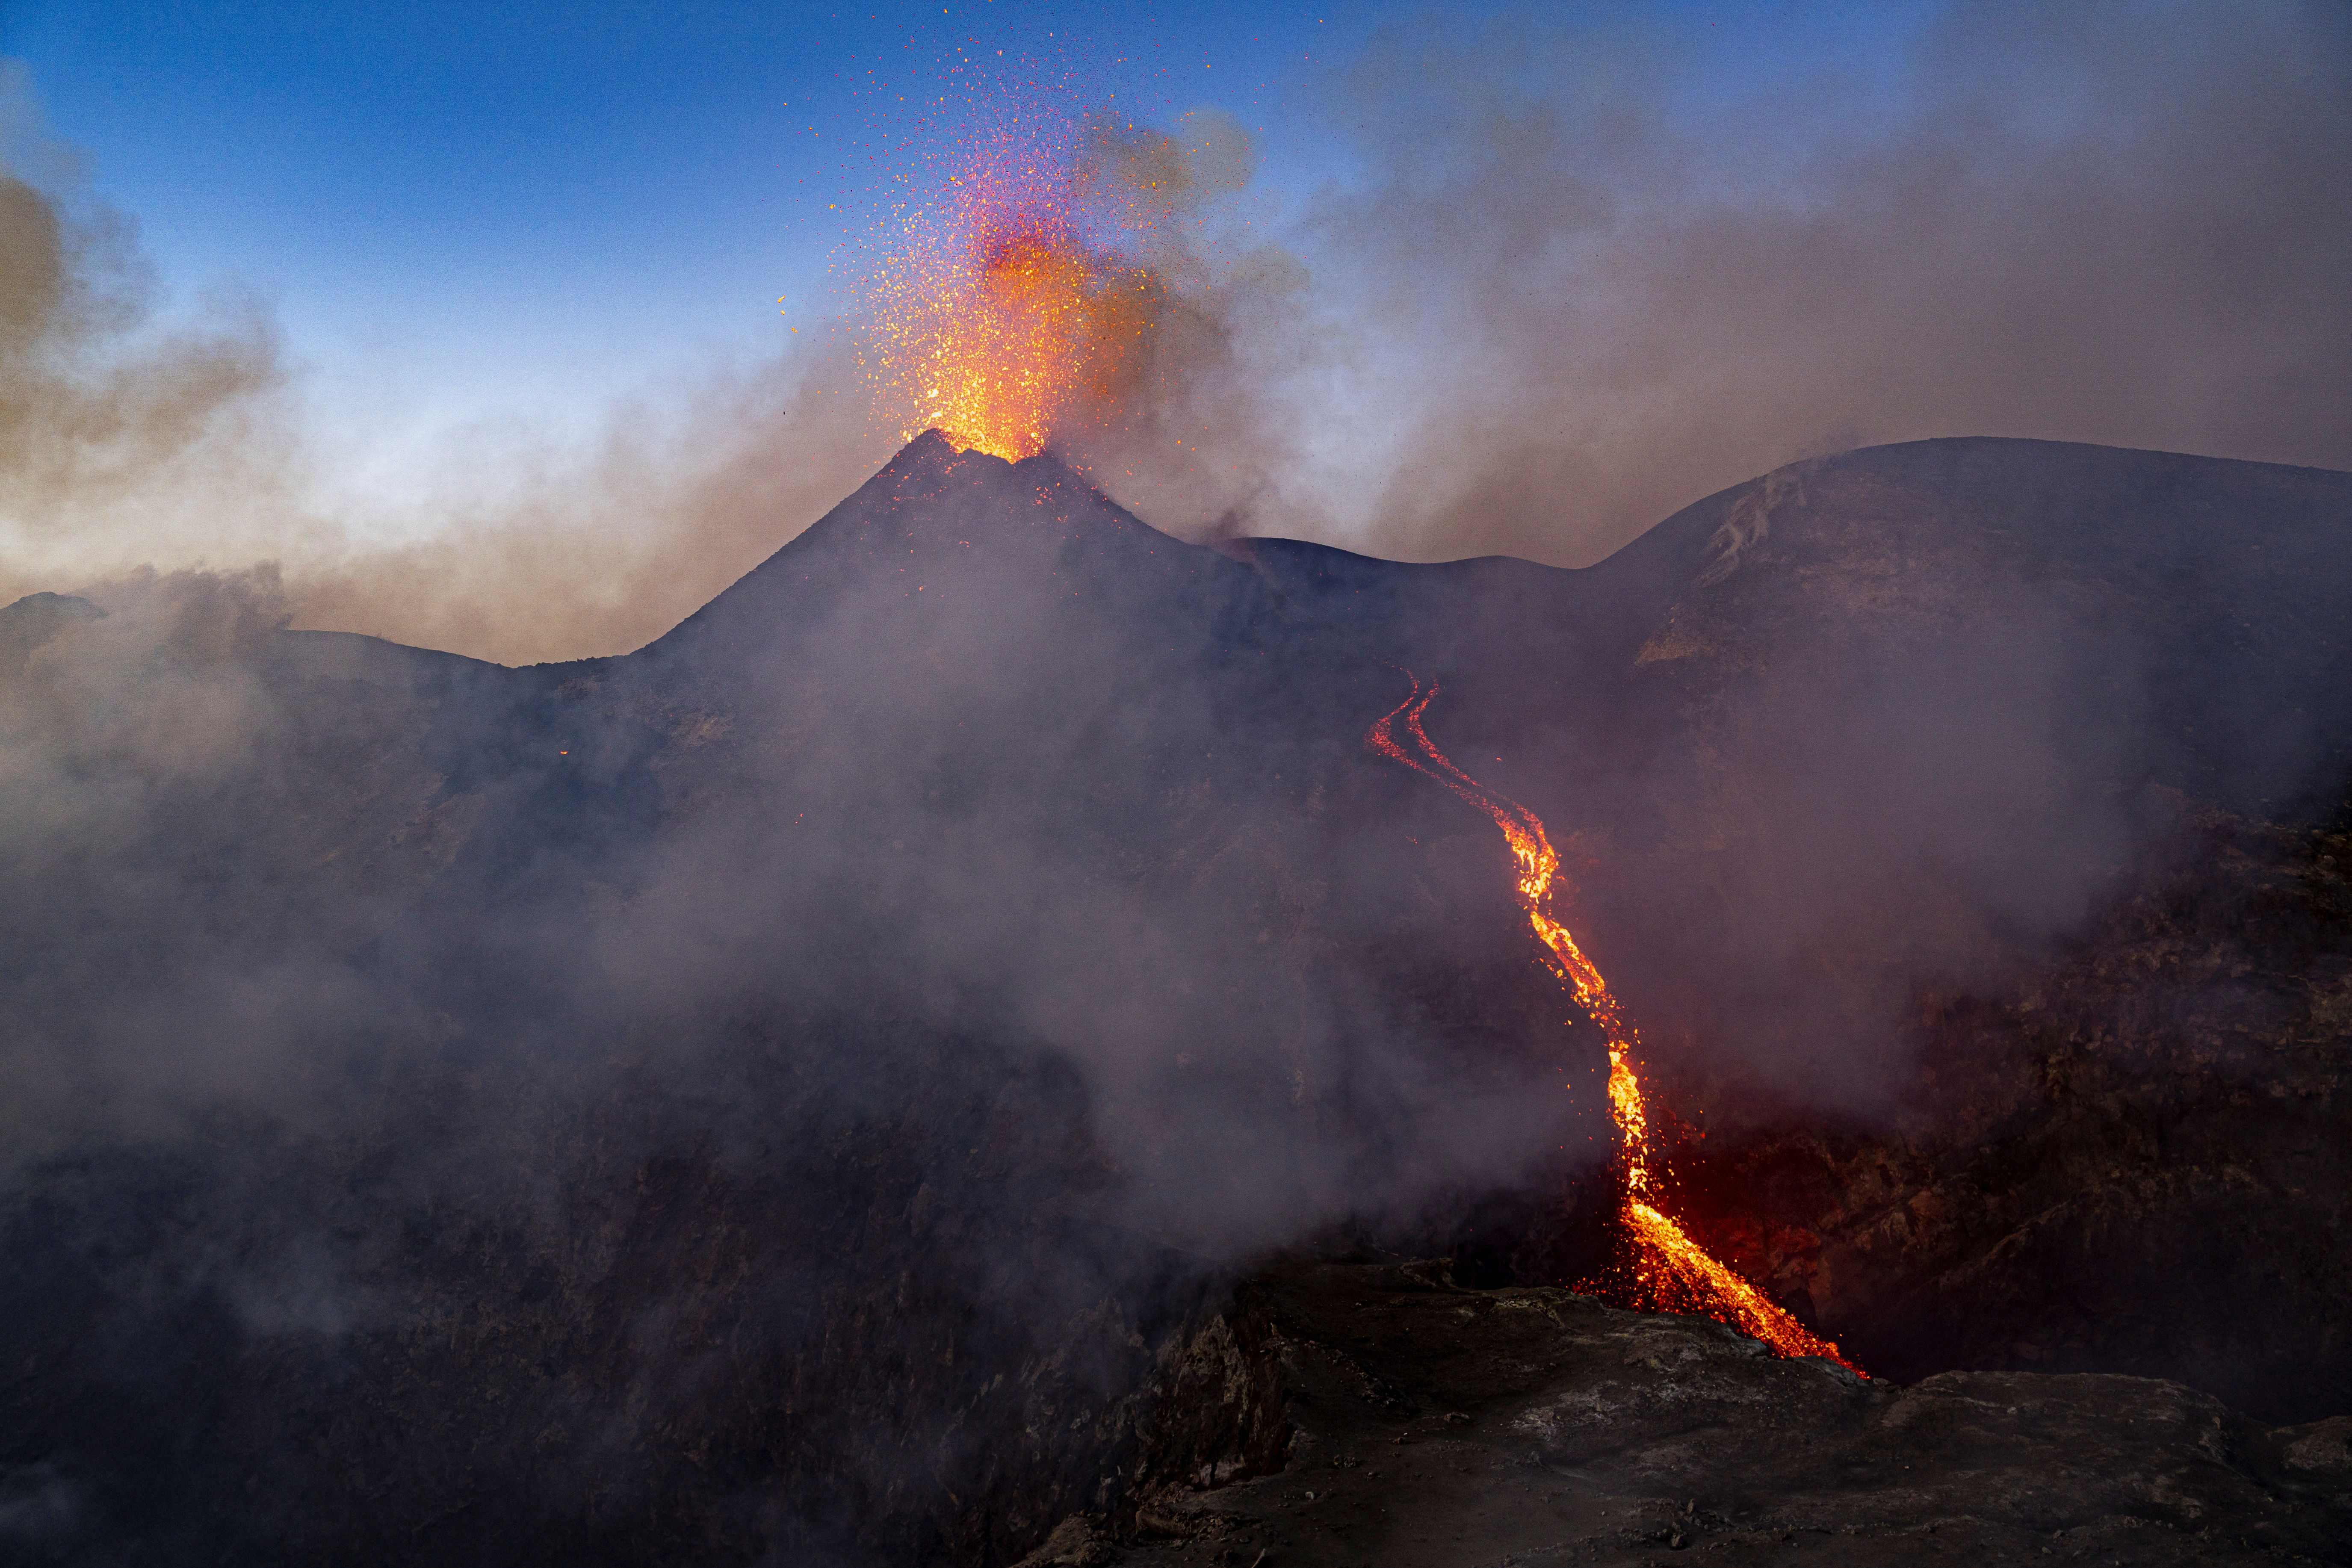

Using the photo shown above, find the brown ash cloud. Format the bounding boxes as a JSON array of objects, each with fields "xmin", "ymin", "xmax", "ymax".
[{"xmin": 1073, "ymin": 1, "xmax": 2352, "ymax": 565}]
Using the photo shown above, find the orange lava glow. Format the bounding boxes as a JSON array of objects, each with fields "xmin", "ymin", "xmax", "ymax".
[
  {"xmin": 1368, "ymin": 674, "xmax": 1862, "ymax": 1373},
  {"xmin": 866, "ymin": 147, "xmax": 1155, "ymax": 461}
]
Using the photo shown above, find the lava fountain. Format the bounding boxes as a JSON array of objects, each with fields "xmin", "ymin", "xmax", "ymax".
[
  {"xmin": 1370, "ymin": 673, "xmax": 1862, "ymax": 1371},
  {"xmin": 865, "ymin": 129, "xmax": 1160, "ymax": 461}
]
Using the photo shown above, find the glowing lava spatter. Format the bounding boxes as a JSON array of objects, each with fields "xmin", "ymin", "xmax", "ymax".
[
  {"xmin": 866, "ymin": 134, "xmax": 1156, "ymax": 461},
  {"xmin": 1369, "ymin": 674, "xmax": 1862, "ymax": 1372}
]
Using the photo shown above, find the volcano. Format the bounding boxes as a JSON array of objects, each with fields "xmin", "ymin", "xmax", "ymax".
[{"xmin": 2, "ymin": 434, "xmax": 2349, "ymax": 1564}]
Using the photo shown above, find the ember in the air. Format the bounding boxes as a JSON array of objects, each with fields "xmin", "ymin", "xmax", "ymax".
[{"xmin": 865, "ymin": 131, "xmax": 1155, "ymax": 461}]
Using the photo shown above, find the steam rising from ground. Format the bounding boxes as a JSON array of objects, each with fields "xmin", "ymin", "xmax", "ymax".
[
  {"xmin": 0, "ymin": 0, "xmax": 2340, "ymax": 1261},
  {"xmin": 0, "ymin": 0, "xmax": 2341, "ymax": 1210}
]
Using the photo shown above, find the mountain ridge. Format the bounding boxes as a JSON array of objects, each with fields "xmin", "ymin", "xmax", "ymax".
[{"xmin": 1, "ymin": 434, "xmax": 2349, "ymax": 1565}]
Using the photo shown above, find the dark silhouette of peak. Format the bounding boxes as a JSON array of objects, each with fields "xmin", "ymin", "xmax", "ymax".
[
  {"xmin": 631, "ymin": 429, "xmax": 1235, "ymax": 672},
  {"xmin": 0, "ymin": 589, "xmax": 102, "ymax": 673}
]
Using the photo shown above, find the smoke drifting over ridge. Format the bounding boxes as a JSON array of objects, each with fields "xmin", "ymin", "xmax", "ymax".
[
  {"xmin": 4, "ymin": 8, "xmax": 2352, "ymax": 1547},
  {"xmin": 2, "ymin": 3, "xmax": 2346, "ymax": 663},
  {"xmin": 1077, "ymin": 0, "xmax": 2352, "ymax": 564},
  {"xmin": 0, "ymin": 2, "xmax": 2343, "ymax": 1237},
  {"xmin": 0, "ymin": 143, "xmax": 290, "ymax": 604},
  {"xmin": 0, "ymin": 437, "xmax": 1621, "ymax": 1560},
  {"xmin": 0, "ymin": 65, "xmax": 898, "ymax": 665},
  {"xmin": 0, "ymin": 0, "xmax": 2344, "ymax": 1315}
]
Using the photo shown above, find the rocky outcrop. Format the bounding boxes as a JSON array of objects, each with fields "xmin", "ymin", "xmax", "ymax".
[
  {"xmin": 1074, "ymin": 1258, "xmax": 2350, "ymax": 1566},
  {"xmin": 1623, "ymin": 795, "xmax": 2352, "ymax": 1424}
]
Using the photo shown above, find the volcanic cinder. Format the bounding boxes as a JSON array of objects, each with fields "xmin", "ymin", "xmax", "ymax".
[{"xmin": 1, "ymin": 433, "xmax": 2348, "ymax": 1564}]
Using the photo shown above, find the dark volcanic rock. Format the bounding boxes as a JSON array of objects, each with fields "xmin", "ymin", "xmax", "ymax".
[
  {"xmin": 1436, "ymin": 437, "xmax": 2352, "ymax": 1423},
  {"xmin": 1534, "ymin": 440, "xmax": 2352, "ymax": 1092},
  {"xmin": 1641, "ymin": 795, "xmax": 2352, "ymax": 1423},
  {"xmin": 0, "ymin": 589, "xmax": 103, "ymax": 672},
  {"xmin": 1, "ymin": 434, "xmax": 2349, "ymax": 1564},
  {"xmin": 1078, "ymin": 1258, "xmax": 2350, "ymax": 1566},
  {"xmin": 0, "ymin": 437, "xmax": 1602, "ymax": 1566}
]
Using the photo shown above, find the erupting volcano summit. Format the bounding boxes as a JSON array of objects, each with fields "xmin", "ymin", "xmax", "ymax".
[{"xmin": 861, "ymin": 124, "xmax": 1168, "ymax": 462}]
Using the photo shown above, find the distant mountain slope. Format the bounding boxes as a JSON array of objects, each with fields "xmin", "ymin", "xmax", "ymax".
[{"xmin": 1546, "ymin": 439, "xmax": 2352, "ymax": 1098}]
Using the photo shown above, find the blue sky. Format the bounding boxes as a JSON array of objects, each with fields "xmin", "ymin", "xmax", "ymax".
[
  {"xmin": 1, "ymin": 2, "xmax": 1931, "ymax": 447},
  {"xmin": 4, "ymin": 3, "xmax": 1364, "ymax": 434}
]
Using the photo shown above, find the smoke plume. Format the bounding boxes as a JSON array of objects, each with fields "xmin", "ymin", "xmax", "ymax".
[
  {"xmin": 1076, "ymin": 1, "xmax": 2352, "ymax": 564},
  {"xmin": 4, "ymin": 6, "xmax": 2346, "ymax": 658},
  {"xmin": 1, "ymin": 10, "xmax": 2348, "ymax": 1555}
]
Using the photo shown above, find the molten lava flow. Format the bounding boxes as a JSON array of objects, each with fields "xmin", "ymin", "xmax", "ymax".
[
  {"xmin": 1368, "ymin": 674, "xmax": 1861, "ymax": 1372},
  {"xmin": 868, "ymin": 153, "xmax": 1155, "ymax": 461}
]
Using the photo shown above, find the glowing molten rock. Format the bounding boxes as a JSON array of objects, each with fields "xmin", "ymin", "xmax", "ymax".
[
  {"xmin": 871, "ymin": 191, "xmax": 1154, "ymax": 462},
  {"xmin": 1369, "ymin": 675, "xmax": 1862, "ymax": 1373}
]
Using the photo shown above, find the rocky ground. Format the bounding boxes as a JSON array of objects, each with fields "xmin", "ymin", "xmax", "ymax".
[
  {"xmin": 1620, "ymin": 796, "xmax": 2352, "ymax": 1425},
  {"xmin": 1016, "ymin": 1258, "xmax": 2352, "ymax": 1568}
]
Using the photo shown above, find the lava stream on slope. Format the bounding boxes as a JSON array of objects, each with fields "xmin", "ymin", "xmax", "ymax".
[{"xmin": 1368, "ymin": 673, "xmax": 1862, "ymax": 1372}]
